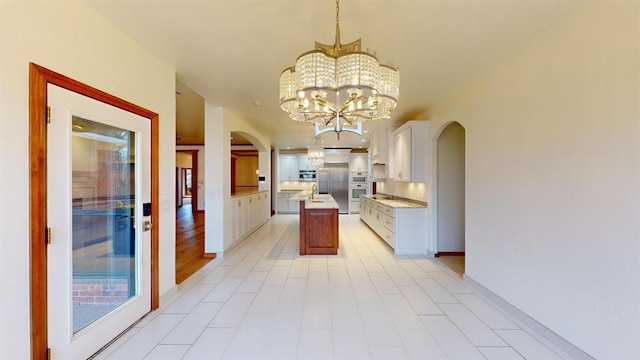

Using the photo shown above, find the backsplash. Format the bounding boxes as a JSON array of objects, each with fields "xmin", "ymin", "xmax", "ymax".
[
  {"xmin": 279, "ymin": 181, "xmax": 316, "ymax": 191},
  {"xmin": 376, "ymin": 179, "xmax": 429, "ymax": 203}
]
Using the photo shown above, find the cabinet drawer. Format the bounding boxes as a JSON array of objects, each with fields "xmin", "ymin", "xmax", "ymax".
[
  {"xmin": 378, "ymin": 227, "xmax": 395, "ymax": 248},
  {"xmin": 381, "ymin": 205, "xmax": 394, "ymax": 217},
  {"xmin": 380, "ymin": 213, "xmax": 394, "ymax": 232}
]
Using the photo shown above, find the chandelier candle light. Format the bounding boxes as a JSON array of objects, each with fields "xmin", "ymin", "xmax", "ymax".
[{"xmin": 279, "ymin": 0, "xmax": 399, "ymax": 139}]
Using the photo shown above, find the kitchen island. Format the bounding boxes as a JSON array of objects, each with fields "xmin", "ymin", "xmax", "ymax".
[{"xmin": 294, "ymin": 191, "xmax": 339, "ymax": 255}]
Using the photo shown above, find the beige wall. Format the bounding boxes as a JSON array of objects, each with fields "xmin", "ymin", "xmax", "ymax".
[
  {"xmin": 427, "ymin": 1, "xmax": 639, "ymax": 358},
  {"xmin": 0, "ymin": 2, "xmax": 176, "ymax": 358}
]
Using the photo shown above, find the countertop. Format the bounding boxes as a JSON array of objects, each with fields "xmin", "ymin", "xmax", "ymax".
[
  {"xmin": 230, "ymin": 189, "xmax": 269, "ymax": 198},
  {"xmin": 290, "ymin": 190, "xmax": 339, "ymax": 209},
  {"xmin": 303, "ymin": 194, "xmax": 339, "ymax": 210},
  {"xmin": 361, "ymin": 194, "xmax": 427, "ymax": 208},
  {"xmin": 289, "ymin": 190, "xmax": 313, "ymax": 201}
]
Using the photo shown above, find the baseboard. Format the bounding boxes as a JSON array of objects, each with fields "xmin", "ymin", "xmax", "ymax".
[
  {"xmin": 203, "ymin": 252, "xmax": 217, "ymax": 258},
  {"xmin": 463, "ymin": 275, "xmax": 595, "ymax": 360},
  {"xmin": 158, "ymin": 285, "xmax": 179, "ymax": 307}
]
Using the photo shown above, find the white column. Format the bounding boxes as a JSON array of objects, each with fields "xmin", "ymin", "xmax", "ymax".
[{"xmin": 204, "ymin": 104, "xmax": 225, "ymax": 254}]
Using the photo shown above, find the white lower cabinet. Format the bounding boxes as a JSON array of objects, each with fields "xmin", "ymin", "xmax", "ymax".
[
  {"xmin": 231, "ymin": 191, "xmax": 270, "ymax": 246},
  {"xmin": 278, "ymin": 191, "xmax": 300, "ymax": 214},
  {"xmin": 288, "ymin": 198, "xmax": 301, "ymax": 214},
  {"xmin": 349, "ymin": 201, "xmax": 360, "ymax": 214},
  {"xmin": 278, "ymin": 191, "xmax": 300, "ymax": 213},
  {"xmin": 359, "ymin": 197, "xmax": 428, "ymax": 255},
  {"xmin": 277, "ymin": 194, "xmax": 289, "ymax": 214}
]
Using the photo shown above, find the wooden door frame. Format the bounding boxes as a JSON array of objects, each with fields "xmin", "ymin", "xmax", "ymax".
[{"xmin": 29, "ymin": 63, "xmax": 160, "ymax": 359}]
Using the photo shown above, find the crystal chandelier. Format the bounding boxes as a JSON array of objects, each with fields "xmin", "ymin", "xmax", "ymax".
[
  {"xmin": 307, "ymin": 146, "xmax": 325, "ymax": 169},
  {"xmin": 279, "ymin": 0, "xmax": 399, "ymax": 139}
]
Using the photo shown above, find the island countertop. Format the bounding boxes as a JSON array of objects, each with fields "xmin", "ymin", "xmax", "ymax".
[{"xmin": 291, "ymin": 191, "xmax": 340, "ymax": 210}]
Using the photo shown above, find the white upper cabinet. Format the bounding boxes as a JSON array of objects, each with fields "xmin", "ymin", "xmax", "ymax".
[
  {"xmin": 349, "ymin": 153, "xmax": 368, "ymax": 173},
  {"xmin": 279, "ymin": 154, "xmax": 299, "ymax": 181},
  {"xmin": 392, "ymin": 121, "xmax": 430, "ymax": 182},
  {"xmin": 368, "ymin": 126, "xmax": 391, "ymax": 165},
  {"xmin": 298, "ymin": 154, "xmax": 311, "ymax": 171}
]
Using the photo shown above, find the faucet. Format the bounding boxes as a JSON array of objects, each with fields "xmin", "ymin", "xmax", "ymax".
[{"xmin": 311, "ymin": 184, "xmax": 318, "ymax": 199}]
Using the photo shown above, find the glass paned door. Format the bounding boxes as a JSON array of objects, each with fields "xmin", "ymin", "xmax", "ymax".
[
  {"xmin": 47, "ymin": 84, "xmax": 151, "ymax": 359},
  {"xmin": 71, "ymin": 116, "xmax": 137, "ymax": 333}
]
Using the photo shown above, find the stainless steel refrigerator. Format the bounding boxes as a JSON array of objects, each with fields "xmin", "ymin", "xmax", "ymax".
[{"xmin": 317, "ymin": 163, "xmax": 349, "ymax": 213}]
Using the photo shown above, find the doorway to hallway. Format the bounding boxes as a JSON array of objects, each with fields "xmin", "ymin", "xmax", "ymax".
[
  {"xmin": 175, "ymin": 150, "xmax": 212, "ymax": 283},
  {"xmin": 435, "ymin": 122, "xmax": 466, "ymax": 276}
]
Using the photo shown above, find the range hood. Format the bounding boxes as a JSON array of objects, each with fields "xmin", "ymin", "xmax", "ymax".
[{"xmin": 371, "ymin": 163, "xmax": 387, "ymax": 180}]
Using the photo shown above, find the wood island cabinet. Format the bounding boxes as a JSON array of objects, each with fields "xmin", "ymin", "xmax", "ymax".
[{"xmin": 299, "ymin": 199, "xmax": 339, "ymax": 255}]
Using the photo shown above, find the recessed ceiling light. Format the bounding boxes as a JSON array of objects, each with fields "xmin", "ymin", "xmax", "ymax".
[
  {"xmin": 363, "ymin": 130, "xmax": 368, "ymax": 134},
  {"xmin": 253, "ymin": 100, "xmax": 262, "ymax": 107},
  {"xmin": 286, "ymin": 147, "xmax": 290, "ymax": 149},
  {"xmin": 361, "ymin": 139, "xmax": 366, "ymax": 142}
]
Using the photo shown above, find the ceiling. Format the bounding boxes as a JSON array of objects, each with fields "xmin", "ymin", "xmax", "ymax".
[{"xmin": 85, "ymin": 0, "xmax": 586, "ymax": 150}]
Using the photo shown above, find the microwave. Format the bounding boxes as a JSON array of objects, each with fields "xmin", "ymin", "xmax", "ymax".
[
  {"xmin": 351, "ymin": 172, "xmax": 367, "ymax": 184},
  {"xmin": 299, "ymin": 170, "xmax": 316, "ymax": 182}
]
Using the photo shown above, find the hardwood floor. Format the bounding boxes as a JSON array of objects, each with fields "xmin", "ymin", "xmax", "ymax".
[
  {"xmin": 175, "ymin": 199, "xmax": 214, "ymax": 284},
  {"xmin": 436, "ymin": 255, "xmax": 465, "ymax": 276}
]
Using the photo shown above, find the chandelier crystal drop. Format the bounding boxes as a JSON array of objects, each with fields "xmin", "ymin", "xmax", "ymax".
[
  {"xmin": 279, "ymin": 0, "xmax": 399, "ymax": 139},
  {"xmin": 307, "ymin": 146, "xmax": 325, "ymax": 169}
]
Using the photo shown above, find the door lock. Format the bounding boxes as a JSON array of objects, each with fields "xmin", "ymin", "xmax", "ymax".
[{"xmin": 143, "ymin": 221, "xmax": 153, "ymax": 232}]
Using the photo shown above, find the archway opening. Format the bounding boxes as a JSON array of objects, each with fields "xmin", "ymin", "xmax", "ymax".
[{"xmin": 435, "ymin": 122, "xmax": 466, "ymax": 276}]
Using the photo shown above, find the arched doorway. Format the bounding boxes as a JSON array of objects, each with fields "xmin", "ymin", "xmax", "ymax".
[{"xmin": 435, "ymin": 122, "xmax": 466, "ymax": 275}]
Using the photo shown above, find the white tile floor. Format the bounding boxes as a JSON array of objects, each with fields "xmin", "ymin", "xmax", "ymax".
[{"xmin": 94, "ymin": 214, "xmax": 572, "ymax": 360}]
